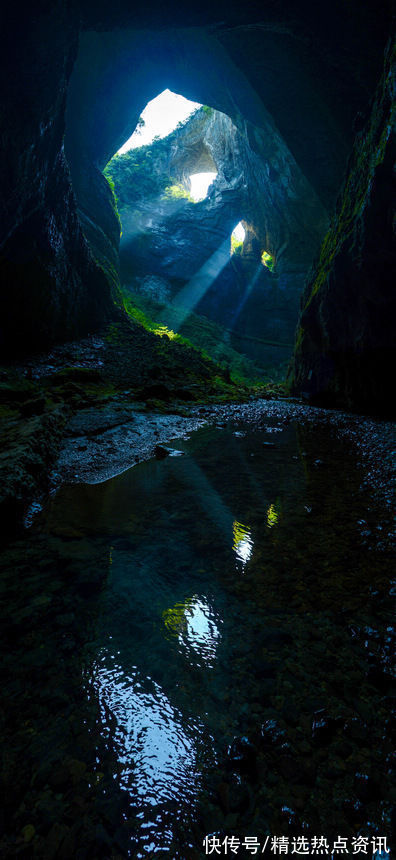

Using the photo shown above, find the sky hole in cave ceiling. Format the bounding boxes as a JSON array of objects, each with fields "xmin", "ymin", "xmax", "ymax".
[{"xmin": 118, "ymin": 89, "xmax": 218, "ymax": 201}]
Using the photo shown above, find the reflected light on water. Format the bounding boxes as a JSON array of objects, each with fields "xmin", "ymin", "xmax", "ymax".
[
  {"xmin": 233, "ymin": 520, "xmax": 253, "ymax": 567},
  {"xmin": 267, "ymin": 501, "xmax": 281, "ymax": 528},
  {"xmin": 94, "ymin": 655, "xmax": 203, "ymax": 808},
  {"xmin": 163, "ymin": 596, "xmax": 221, "ymax": 666}
]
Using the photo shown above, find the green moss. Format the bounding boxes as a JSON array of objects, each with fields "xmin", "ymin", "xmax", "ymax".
[
  {"xmin": 121, "ymin": 288, "xmax": 267, "ymax": 386},
  {"xmin": 104, "ymin": 175, "xmax": 122, "ymax": 233}
]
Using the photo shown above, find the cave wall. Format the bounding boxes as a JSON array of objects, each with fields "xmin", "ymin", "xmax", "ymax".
[
  {"xmin": 112, "ymin": 105, "xmax": 327, "ymax": 366},
  {"xmin": 291, "ymin": 39, "xmax": 395, "ymax": 415},
  {"xmin": 0, "ymin": 0, "xmax": 393, "ymax": 411},
  {"xmin": 0, "ymin": 3, "xmax": 112, "ymax": 355},
  {"xmin": 116, "ymin": 107, "xmax": 327, "ymax": 277}
]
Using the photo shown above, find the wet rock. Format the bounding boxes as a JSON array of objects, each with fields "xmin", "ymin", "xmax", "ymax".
[
  {"xmin": 354, "ymin": 772, "xmax": 377, "ymax": 802},
  {"xmin": 216, "ymin": 781, "xmax": 230, "ymax": 813},
  {"xmin": 342, "ymin": 797, "xmax": 364, "ymax": 824},
  {"xmin": 279, "ymin": 755, "xmax": 301, "ymax": 783},
  {"xmin": 228, "ymin": 781, "xmax": 251, "ymax": 814},
  {"xmin": 154, "ymin": 444, "xmax": 170, "ymax": 459},
  {"xmin": 279, "ymin": 805, "xmax": 300, "ymax": 829},
  {"xmin": 343, "ymin": 717, "xmax": 369, "ymax": 743},
  {"xmin": 227, "ymin": 736, "xmax": 257, "ymax": 775},
  {"xmin": 262, "ymin": 628, "xmax": 293, "ymax": 648},
  {"xmin": 311, "ymin": 710, "xmax": 342, "ymax": 744},
  {"xmin": 291, "ymin": 40, "xmax": 395, "ymax": 415},
  {"xmin": 261, "ymin": 719, "xmax": 286, "ymax": 747},
  {"xmin": 366, "ymin": 665, "xmax": 393, "ymax": 692}
]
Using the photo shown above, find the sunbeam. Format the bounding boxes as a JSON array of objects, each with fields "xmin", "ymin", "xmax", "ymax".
[{"xmin": 166, "ymin": 238, "xmax": 231, "ymax": 327}]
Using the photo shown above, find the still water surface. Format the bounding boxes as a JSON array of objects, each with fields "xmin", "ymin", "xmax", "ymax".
[{"xmin": 1, "ymin": 417, "xmax": 394, "ymax": 857}]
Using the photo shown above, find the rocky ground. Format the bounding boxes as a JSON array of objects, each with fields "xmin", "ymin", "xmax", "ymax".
[
  {"xmin": 0, "ymin": 317, "xmax": 257, "ymax": 535},
  {"xmin": 1, "ymin": 315, "xmax": 394, "ymax": 539}
]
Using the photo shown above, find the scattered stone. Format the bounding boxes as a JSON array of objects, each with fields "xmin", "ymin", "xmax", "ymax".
[
  {"xmin": 154, "ymin": 444, "xmax": 170, "ymax": 459},
  {"xmin": 311, "ymin": 710, "xmax": 342, "ymax": 744},
  {"xmin": 227, "ymin": 736, "xmax": 257, "ymax": 775},
  {"xmin": 261, "ymin": 719, "xmax": 286, "ymax": 746}
]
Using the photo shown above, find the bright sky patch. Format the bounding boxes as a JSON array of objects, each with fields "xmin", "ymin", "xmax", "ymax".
[
  {"xmin": 189, "ymin": 172, "xmax": 217, "ymax": 202},
  {"xmin": 118, "ymin": 89, "xmax": 202, "ymax": 153},
  {"xmin": 232, "ymin": 222, "xmax": 245, "ymax": 243}
]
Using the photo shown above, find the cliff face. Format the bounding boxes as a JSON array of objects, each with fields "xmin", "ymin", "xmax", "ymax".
[
  {"xmin": 0, "ymin": 4, "xmax": 112, "ymax": 355},
  {"xmin": 291, "ymin": 40, "xmax": 395, "ymax": 414}
]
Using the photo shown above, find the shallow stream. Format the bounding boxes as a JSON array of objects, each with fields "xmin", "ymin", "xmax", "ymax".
[{"xmin": 0, "ymin": 408, "xmax": 394, "ymax": 858}]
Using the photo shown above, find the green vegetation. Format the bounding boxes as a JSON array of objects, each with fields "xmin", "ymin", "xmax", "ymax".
[
  {"xmin": 103, "ymin": 105, "xmax": 215, "ymax": 212},
  {"xmin": 261, "ymin": 250, "xmax": 275, "ymax": 271},
  {"xmin": 120, "ymin": 287, "xmax": 270, "ymax": 386},
  {"xmin": 161, "ymin": 183, "xmax": 193, "ymax": 202},
  {"xmin": 104, "ymin": 147, "xmax": 170, "ymax": 207},
  {"xmin": 231, "ymin": 234, "xmax": 243, "ymax": 255},
  {"xmin": 120, "ymin": 291, "xmax": 182, "ymax": 342},
  {"xmin": 104, "ymin": 174, "xmax": 122, "ymax": 233}
]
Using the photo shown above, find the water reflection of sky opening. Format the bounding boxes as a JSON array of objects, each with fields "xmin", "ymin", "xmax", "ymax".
[
  {"xmin": 93, "ymin": 654, "xmax": 205, "ymax": 811},
  {"xmin": 233, "ymin": 520, "xmax": 253, "ymax": 568},
  {"xmin": 181, "ymin": 598, "xmax": 221, "ymax": 665},
  {"xmin": 163, "ymin": 596, "xmax": 221, "ymax": 667}
]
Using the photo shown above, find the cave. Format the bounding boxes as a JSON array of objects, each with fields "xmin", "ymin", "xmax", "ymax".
[{"xmin": 0, "ymin": 1, "xmax": 394, "ymax": 857}]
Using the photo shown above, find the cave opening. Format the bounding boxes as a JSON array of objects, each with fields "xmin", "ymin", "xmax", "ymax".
[
  {"xmin": 117, "ymin": 88, "xmax": 202, "ymax": 153},
  {"xmin": 230, "ymin": 221, "xmax": 246, "ymax": 255},
  {"xmin": 1, "ymin": 4, "xmax": 395, "ymax": 857},
  {"xmin": 189, "ymin": 172, "xmax": 217, "ymax": 201},
  {"xmin": 102, "ymin": 87, "xmax": 294, "ymax": 383},
  {"xmin": 115, "ymin": 89, "xmax": 219, "ymax": 203}
]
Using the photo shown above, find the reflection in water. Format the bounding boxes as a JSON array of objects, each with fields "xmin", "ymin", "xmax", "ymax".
[
  {"xmin": 267, "ymin": 499, "xmax": 281, "ymax": 528},
  {"xmin": 182, "ymin": 597, "xmax": 221, "ymax": 666},
  {"xmin": 163, "ymin": 596, "xmax": 221, "ymax": 666},
  {"xmin": 233, "ymin": 520, "xmax": 253, "ymax": 567},
  {"xmin": 94, "ymin": 653, "xmax": 203, "ymax": 805},
  {"xmin": 17, "ymin": 418, "xmax": 393, "ymax": 855}
]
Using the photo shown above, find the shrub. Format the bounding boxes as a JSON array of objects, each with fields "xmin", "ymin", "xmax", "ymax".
[{"xmin": 161, "ymin": 183, "xmax": 193, "ymax": 202}]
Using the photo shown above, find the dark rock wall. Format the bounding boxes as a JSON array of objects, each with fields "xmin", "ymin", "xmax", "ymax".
[
  {"xmin": 0, "ymin": 4, "xmax": 112, "ymax": 355},
  {"xmin": 291, "ymin": 39, "xmax": 395, "ymax": 415}
]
